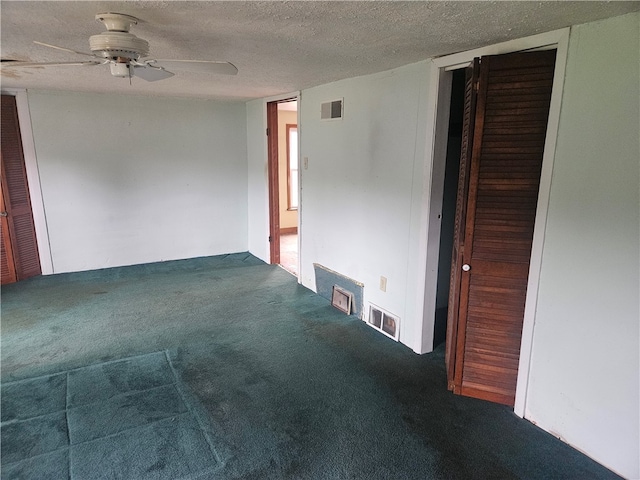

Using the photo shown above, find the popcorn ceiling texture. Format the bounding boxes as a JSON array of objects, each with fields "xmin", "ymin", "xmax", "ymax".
[{"xmin": 1, "ymin": 1, "xmax": 638, "ymax": 100}]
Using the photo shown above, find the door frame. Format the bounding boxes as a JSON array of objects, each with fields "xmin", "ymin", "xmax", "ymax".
[
  {"xmin": 265, "ymin": 94, "xmax": 300, "ymax": 268},
  {"xmin": 0, "ymin": 89, "xmax": 53, "ymax": 275},
  {"xmin": 420, "ymin": 28, "xmax": 570, "ymax": 416},
  {"xmin": 267, "ymin": 100, "xmax": 281, "ymax": 265}
]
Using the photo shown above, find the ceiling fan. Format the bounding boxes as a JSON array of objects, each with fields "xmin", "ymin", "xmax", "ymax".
[{"xmin": 2, "ymin": 12, "xmax": 238, "ymax": 82}]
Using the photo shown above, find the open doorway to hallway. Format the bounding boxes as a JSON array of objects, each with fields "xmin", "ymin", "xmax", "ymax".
[{"xmin": 267, "ymin": 99, "xmax": 299, "ymax": 276}]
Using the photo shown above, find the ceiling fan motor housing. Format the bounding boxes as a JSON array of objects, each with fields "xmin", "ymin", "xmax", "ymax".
[
  {"xmin": 89, "ymin": 32, "xmax": 149, "ymax": 60},
  {"xmin": 90, "ymin": 13, "xmax": 149, "ymax": 60}
]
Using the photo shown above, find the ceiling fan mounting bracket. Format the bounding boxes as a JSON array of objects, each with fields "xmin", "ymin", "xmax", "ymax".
[{"xmin": 95, "ymin": 13, "xmax": 139, "ymax": 33}]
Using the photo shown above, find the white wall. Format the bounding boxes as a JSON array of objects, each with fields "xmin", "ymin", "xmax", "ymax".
[
  {"xmin": 246, "ymin": 98, "xmax": 270, "ymax": 263},
  {"xmin": 524, "ymin": 13, "xmax": 639, "ymax": 479},
  {"xmin": 28, "ymin": 91, "xmax": 248, "ymax": 273},
  {"xmin": 298, "ymin": 61, "xmax": 431, "ymax": 352}
]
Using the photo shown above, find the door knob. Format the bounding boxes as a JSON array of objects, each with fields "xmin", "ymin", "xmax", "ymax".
[
  {"xmin": 462, "ymin": 264, "xmax": 471, "ymax": 272},
  {"xmin": 0, "ymin": 212, "xmax": 7, "ymax": 217}
]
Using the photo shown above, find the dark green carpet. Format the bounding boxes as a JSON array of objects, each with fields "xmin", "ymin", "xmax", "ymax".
[
  {"xmin": 0, "ymin": 253, "xmax": 621, "ymax": 479},
  {"xmin": 2, "ymin": 352, "xmax": 220, "ymax": 479}
]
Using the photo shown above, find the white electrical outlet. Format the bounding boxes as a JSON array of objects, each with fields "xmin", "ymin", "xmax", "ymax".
[
  {"xmin": 379, "ymin": 276, "xmax": 387, "ymax": 292},
  {"xmin": 303, "ymin": 157, "xmax": 309, "ymax": 169}
]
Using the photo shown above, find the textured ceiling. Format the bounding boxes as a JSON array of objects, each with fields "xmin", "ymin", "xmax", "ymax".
[{"xmin": 1, "ymin": 1, "xmax": 638, "ymax": 101}]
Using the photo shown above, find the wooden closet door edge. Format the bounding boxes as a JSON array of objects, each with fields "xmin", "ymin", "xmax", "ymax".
[
  {"xmin": 445, "ymin": 60, "xmax": 479, "ymax": 389},
  {"xmin": 0, "ymin": 175, "xmax": 17, "ymax": 284},
  {"xmin": 452, "ymin": 57, "xmax": 489, "ymax": 391}
]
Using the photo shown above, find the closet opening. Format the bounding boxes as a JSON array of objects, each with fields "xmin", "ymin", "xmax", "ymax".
[{"xmin": 433, "ymin": 69, "xmax": 466, "ymax": 348}]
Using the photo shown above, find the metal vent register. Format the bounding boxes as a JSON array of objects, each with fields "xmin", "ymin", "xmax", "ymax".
[{"xmin": 321, "ymin": 99, "xmax": 343, "ymax": 120}]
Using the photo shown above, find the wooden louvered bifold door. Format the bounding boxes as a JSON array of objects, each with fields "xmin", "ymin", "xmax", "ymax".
[
  {"xmin": 1, "ymin": 95, "xmax": 41, "ymax": 284},
  {"xmin": 449, "ymin": 50, "xmax": 556, "ymax": 406}
]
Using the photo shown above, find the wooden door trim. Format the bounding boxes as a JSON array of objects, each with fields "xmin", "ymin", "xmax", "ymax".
[
  {"xmin": 267, "ymin": 101, "xmax": 280, "ymax": 265},
  {"xmin": 285, "ymin": 123, "xmax": 298, "ymax": 211}
]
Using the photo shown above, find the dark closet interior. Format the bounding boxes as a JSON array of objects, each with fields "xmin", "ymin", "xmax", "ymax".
[{"xmin": 433, "ymin": 69, "xmax": 466, "ymax": 348}]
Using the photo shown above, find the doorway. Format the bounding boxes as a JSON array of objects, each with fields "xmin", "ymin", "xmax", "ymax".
[
  {"xmin": 267, "ymin": 98, "xmax": 299, "ymax": 276},
  {"xmin": 434, "ymin": 69, "xmax": 467, "ymax": 348}
]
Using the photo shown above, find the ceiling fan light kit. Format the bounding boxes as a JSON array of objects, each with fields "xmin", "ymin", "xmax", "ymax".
[
  {"xmin": 109, "ymin": 62, "xmax": 130, "ymax": 78},
  {"xmin": 2, "ymin": 12, "xmax": 237, "ymax": 82}
]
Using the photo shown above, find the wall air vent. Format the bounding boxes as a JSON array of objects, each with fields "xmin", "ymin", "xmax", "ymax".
[{"xmin": 321, "ymin": 99, "xmax": 343, "ymax": 120}]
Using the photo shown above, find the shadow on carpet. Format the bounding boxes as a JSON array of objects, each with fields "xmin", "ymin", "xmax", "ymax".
[{"xmin": 1, "ymin": 351, "xmax": 222, "ymax": 480}]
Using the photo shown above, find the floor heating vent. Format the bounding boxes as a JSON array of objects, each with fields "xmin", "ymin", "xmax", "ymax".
[
  {"xmin": 368, "ymin": 304, "xmax": 400, "ymax": 341},
  {"xmin": 313, "ymin": 263, "xmax": 363, "ymax": 318}
]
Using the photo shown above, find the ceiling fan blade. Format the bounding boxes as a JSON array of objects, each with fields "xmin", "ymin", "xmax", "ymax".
[
  {"xmin": 34, "ymin": 41, "xmax": 98, "ymax": 58},
  {"xmin": 152, "ymin": 60, "xmax": 238, "ymax": 76},
  {"xmin": 133, "ymin": 65, "xmax": 175, "ymax": 82},
  {"xmin": 1, "ymin": 60, "xmax": 101, "ymax": 68}
]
